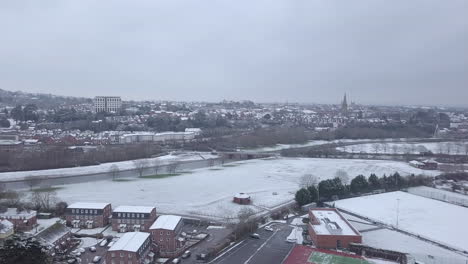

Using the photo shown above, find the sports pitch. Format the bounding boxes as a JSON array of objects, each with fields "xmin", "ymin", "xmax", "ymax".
[{"xmin": 308, "ymin": 251, "xmax": 369, "ymax": 264}]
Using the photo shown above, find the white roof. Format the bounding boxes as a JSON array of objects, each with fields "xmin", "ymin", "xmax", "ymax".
[
  {"xmin": 0, "ymin": 219, "xmax": 14, "ymax": 233},
  {"xmin": 310, "ymin": 209, "xmax": 359, "ymax": 236},
  {"xmin": 234, "ymin": 193, "xmax": 250, "ymax": 199},
  {"xmin": 108, "ymin": 232, "xmax": 149, "ymax": 252},
  {"xmin": 150, "ymin": 215, "xmax": 181, "ymax": 230},
  {"xmin": 0, "ymin": 208, "xmax": 37, "ymax": 219},
  {"xmin": 68, "ymin": 202, "xmax": 110, "ymax": 210},
  {"xmin": 113, "ymin": 206, "xmax": 155, "ymax": 214}
]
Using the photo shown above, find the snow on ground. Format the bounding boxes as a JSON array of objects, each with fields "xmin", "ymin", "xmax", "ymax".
[
  {"xmin": 0, "ymin": 152, "xmax": 217, "ymax": 181},
  {"xmin": 363, "ymin": 228, "xmax": 468, "ymax": 264},
  {"xmin": 337, "ymin": 141, "xmax": 468, "ymax": 155},
  {"xmin": 25, "ymin": 158, "xmax": 439, "ymax": 221},
  {"xmin": 286, "ymin": 226, "xmax": 303, "ymax": 244},
  {"xmin": 334, "ymin": 191, "xmax": 468, "ymax": 252},
  {"xmin": 408, "ymin": 186, "xmax": 468, "ymax": 207}
]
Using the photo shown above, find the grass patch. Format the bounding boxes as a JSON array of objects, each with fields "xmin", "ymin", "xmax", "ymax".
[
  {"xmin": 112, "ymin": 179, "xmax": 133, "ymax": 182},
  {"xmin": 222, "ymin": 164, "xmax": 240, "ymax": 167},
  {"xmin": 209, "ymin": 168, "xmax": 224, "ymax": 171},
  {"xmin": 140, "ymin": 173, "xmax": 182, "ymax": 179},
  {"xmin": 32, "ymin": 186, "xmax": 64, "ymax": 193}
]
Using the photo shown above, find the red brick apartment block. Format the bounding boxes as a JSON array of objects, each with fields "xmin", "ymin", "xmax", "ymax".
[
  {"xmin": 111, "ymin": 206, "xmax": 157, "ymax": 233},
  {"xmin": 66, "ymin": 202, "xmax": 112, "ymax": 228},
  {"xmin": 0, "ymin": 208, "xmax": 37, "ymax": 231},
  {"xmin": 106, "ymin": 232, "xmax": 154, "ymax": 264},
  {"xmin": 149, "ymin": 215, "xmax": 185, "ymax": 257}
]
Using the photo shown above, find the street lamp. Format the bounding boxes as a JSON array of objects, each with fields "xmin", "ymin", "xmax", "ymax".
[{"xmin": 396, "ymin": 198, "xmax": 400, "ymax": 228}]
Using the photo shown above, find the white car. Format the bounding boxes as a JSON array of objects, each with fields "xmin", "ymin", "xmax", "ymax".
[
  {"xmin": 264, "ymin": 226, "xmax": 274, "ymax": 232},
  {"xmin": 89, "ymin": 246, "xmax": 96, "ymax": 252},
  {"xmin": 92, "ymin": 256, "xmax": 101, "ymax": 263}
]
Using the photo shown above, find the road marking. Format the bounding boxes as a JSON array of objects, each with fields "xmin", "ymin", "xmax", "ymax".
[{"xmin": 243, "ymin": 229, "xmax": 279, "ymax": 264}]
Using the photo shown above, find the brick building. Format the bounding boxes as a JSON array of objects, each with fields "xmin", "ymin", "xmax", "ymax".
[
  {"xmin": 233, "ymin": 193, "xmax": 251, "ymax": 205},
  {"xmin": 111, "ymin": 206, "xmax": 157, "ymax": 233},
  {"xmin": 36, "ymin": 222, "xmax": 72, "ymax": 254},
  {"xmin": 0, "ymin": 208, "xmax": 37, "ymax": 231},
  {"xmin": 308, "ymin": 208, "xmax": 361, "ymax": 249},
  {"xmin": 106, "ymin": 232, "xmax": 154, "ymax": 264},
  {"xmin": 66, "ymin": 202, "xmax": 112, "ymax": 228},
  {"xmin": 149, "ymin": 215, "xmax": 185, "ymax": 257}
]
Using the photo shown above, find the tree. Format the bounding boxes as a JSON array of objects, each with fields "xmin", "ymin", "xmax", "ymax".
[
  {"xmin": 55, "ymin": 201, "xmax": 68, "ymax": 216},
  {"xmin": 10, "ymin": 105, "xmax": 24, "ymax": 122},
  {"xmin": 307, "ymin": 185, "xmax": 318, "ymax": 203},
  {"xmin": 167, "ymin": 162, "xmax": 180, "ymax": 174},
  {"xmin": 0, "ymin": 234, "xmax": 52, "ymax": 264},
  {"xmin": 368, "ymin": 174, "xmax": 381, "ymax": 190},
  {"xmin": 23, "ymin": 104, "xmax": 38, "ymax": 121},
  {"xmin": 153, "ymin": 160, "xmax": 161, "ymax": 174},
  {"xmin": 133, "ymin": 159, "xmax": 149, "ymax": 177},
  {"xmin": 109, "ymin": 164, "xmax": 119, "ymax": 180},
  {"xmin": 24, "ymin": 176, "xmax": 42, "ymax": 191},
  {"xmin": 318, "ymin": 178, "xmax": 345, "ymax": 199},
  {"xmin": 0, "ymin": 118, "xmax": 10, "ymax": 128},
  {"xmin": 300, "ymin": 174, "xmax": 318, "ymax": 188},
  {"xmin": 335, "ymin": 170, "xmax": 349, "ymax": 184},
  {"xmin": 350, "ymin": 175, "xmax": 369, "ymax": 194},
  {"xmin": 30, "ymin": 190, "xmax": 57, "ymax": 211},
  {"xmin": 295, "ymin": 188, "xmax": 311, "ymax": 206}
]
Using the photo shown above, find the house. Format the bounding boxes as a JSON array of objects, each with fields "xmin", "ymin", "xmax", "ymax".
[
  {"xmin": 66, "ymin": 202, "xmax": 112, "ymax": 228},
  {"xmin": 0, "ymin": 208, "xmax": 37, "ymax": 231},
  {"xmin": 111, "ymin": 206, "xmax": 157, "ymax": 233},
  {"xmin": 0, "ymin": 219, "xmax": 14, "ymax": 239},
  {"xmin": 149, "ymin": 215, "xmax": 185, "ymax": 257},
  {"xmin": 106, "ymin": 232, "xmax": 154, "ymax": 264},
  {"xmin": 308, "ymin": 208, "xmax": 362, "ymax": 249},
  {"xmin": 35, "ymin": 222, "xmax": 72, "ymax": 254}
]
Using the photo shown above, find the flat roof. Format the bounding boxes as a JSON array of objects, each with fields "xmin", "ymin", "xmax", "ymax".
[
  {"xmin": 150, "ymin": 215, "xmax": 181, "ymax": 230},
  {"xmin": 68, "ymin": 202, "xmax": 110, "ymax": 210},
  {"xmin": 113, "ymin": 206, "xmax": 155, "ymax": 214},
  {"xmin": 108, "ymin": 232, "xmax": 149, "ymax": 252},
  {"xmin": 310, "ymin": 209, "xmax": 359, "ymax": 236},
  {"xmin": 283, "ymin": 246, "xmax": 364, "ymax": 264}
]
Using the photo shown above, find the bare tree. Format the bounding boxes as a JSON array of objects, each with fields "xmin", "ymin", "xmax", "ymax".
[
  {"xmin": 300, "ymin": 174, "xmax": 318, "ymax": 188},
  {"xmin": 446, "ymin": 143, "xmax": 452, "ymax": 155},
  {"xmin": 167, "ymin": 162, "xmax": 180, "ymax": 174},
  {"xmin": 208, "ymin": 159, "xmax": 215, "ymax": 167},
  {"xmin": 437, "ymin": 143, "xmax": 444, "ymax": 154},
  {"xmin": 133, "ymin": 159, "xmax": 149, "ymax": 177},
  {"xmin": 153, "ymin": 159, "xmax": 161, "ymax": 175},
  {"xmin": 335, "ymin": 169, "xmax": 349, "ymax": 184},
  {"xmin": 24, "ymin": 176, "xmax": 42, "ymax": 191},
  {"xmin": 109, "ymin": 164, "xmax": 119, "ymax": 180},
  {"xmin": 392, "ymin": 144, "xmax": 398, "ymax": 155},
  {"xmin": 31, "ymin": 190, "xmax": 57, "ymax": 211},
  {"xmin": 372, "ymin": 144, "xmax": 381, "ymax": 154},
  {"xmin": 382, "ymin": 143, "xmax": 388, "ymax": 154}
]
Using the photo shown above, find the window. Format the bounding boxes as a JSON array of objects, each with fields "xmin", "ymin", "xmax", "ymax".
[
  {"xmin": 72, "ymin": 209, "xmax": 75, "ymax": 213},
  {"xmin": 111, "ymin": 253, "xmax": 115, "ymax": 257},
  {"xmin": 120, "ymin": 252, "xmax": 125, "ymax": 257},
  {"xmin": 160, "ymin": 238, "xmax": 163, "ymax": 242},
  {"xmin": 160, "ymin": 231, "xmax": 163, "ymax": 235},
  {"xmin": 166, "ymin": 238, "xmax": 169, "ymax": 241},
  {"xmin": 118, "ymin": 213, "xmax": 121, "ymax": 217},
  {"xmin": 167, "ymin": 231, "xmax": 170, "ymax": 235},
  {"xmin": 85, "ymin": 210, "xmax": 88, "ymax": 214}
]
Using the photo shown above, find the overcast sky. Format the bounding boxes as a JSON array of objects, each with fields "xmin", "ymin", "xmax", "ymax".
[{"xmin": 0, "ymin": 0, "xmax": 467, "ymax": 106}]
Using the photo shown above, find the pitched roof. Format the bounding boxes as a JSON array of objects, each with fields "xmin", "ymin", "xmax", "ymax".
[
  {"xmin": 108, "ymin": 232, "xmax": 149, "ymax": 252},
  {"xmin": 149, "ymin": 215, "xmax": 181, "ymax": 230}
]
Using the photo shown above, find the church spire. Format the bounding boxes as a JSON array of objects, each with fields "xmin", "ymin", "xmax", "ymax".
[{"xmin": 341, "ymin": 93, "xmax": 348, "ymax": 114}]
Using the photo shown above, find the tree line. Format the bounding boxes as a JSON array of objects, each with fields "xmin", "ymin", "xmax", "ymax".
[{"xmin": 295, "ymin": 172, "xmax": 432, "ymax": 206}]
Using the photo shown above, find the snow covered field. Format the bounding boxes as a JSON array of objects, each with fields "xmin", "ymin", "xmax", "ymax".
[
  {"xmin": 334, "ymin": 191, "xmax": 468, "ymax": 252},
  {"xmin": 0, "ymin": 152, "xmax": 218, "ymax": 181},
  {"xmin": 408, "ymin": 186, "xmax": 468, "ymax": 207},
  {"xmin": 31, "ymin": 158, "xmax": 439, "ymax": 221},
  {"xmin": 337, "ymin": 141, "xmax": 468, "ymax": 155}
]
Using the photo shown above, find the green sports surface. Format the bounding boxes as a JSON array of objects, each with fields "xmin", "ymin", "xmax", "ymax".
[{"xmin": 308, "ymin": 251, "xmax": 370, "ymax": 264}]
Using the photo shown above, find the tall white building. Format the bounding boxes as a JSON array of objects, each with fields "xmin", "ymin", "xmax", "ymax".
[{"xmin": 94, "ymin": 96, "xmax": 122, "ymax": 113}]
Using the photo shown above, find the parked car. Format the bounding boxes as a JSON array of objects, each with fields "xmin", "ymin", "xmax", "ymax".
[
  {"xmin": 264, "ymin": 226, "xmax": 274, "ymax": 232},
  {"xmin": 181, "ymin": 250, "xmax": 191, "ymax": 259},
  {"xmin": 196, "ymin": 253, "xmax": 208, "ymax": 261},
  {"xmin": 99, "ymin": 239, "xmax": 108, "ymax": 247},
  {"xmin": 172, "ymin": 258, "xmax": 181, "ymax": 264},
  {"xmin": 250, "ymin": 233, "xmax": 260, "ymax": 239},
  {"xmin": 89, "ymin": 246, "xmax": 96, "ymax": 252},
  {"xmin": 92, "ymin": 256, "xmax": 101, "ymax": 263}
]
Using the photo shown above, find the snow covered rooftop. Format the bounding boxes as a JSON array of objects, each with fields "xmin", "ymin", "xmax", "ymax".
[
  {"xmin": 0, "ymin": 219, "xmax": 13, "ymax": 233},
  {"xmin": 113, "ymin": 206, "xmax": 155, "ymax": 214},
  {"xmin": 67, "ymin": 202, "xmax": 110, "ymax": 210},
  {"xmin": 310, "ymin": 209, "xmax": 359, "ymax": 236},
  {"xmin": 150, "ymin": 215, "xmax": 181, "ymax": 230},
  {"xmin": 108, "ymin": 232, "xmax": 150, "ymax": 252},
  {"xmin": 234, "ymin": 193, "xmax": 250, "ymax": 199},
  {"xmin": 0, "ymin": 208, "xmax": 37, "ymax": 219}
]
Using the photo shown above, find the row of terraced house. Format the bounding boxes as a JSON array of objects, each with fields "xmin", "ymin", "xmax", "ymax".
[{"xmin": 65, "ymin": 202, "xmax": 187, "ymax": 261}]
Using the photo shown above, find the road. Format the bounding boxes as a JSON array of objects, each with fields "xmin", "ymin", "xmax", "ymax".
[{"xmin": 212, "ymin": 223, "xmax": 294, "ymax": 264}]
